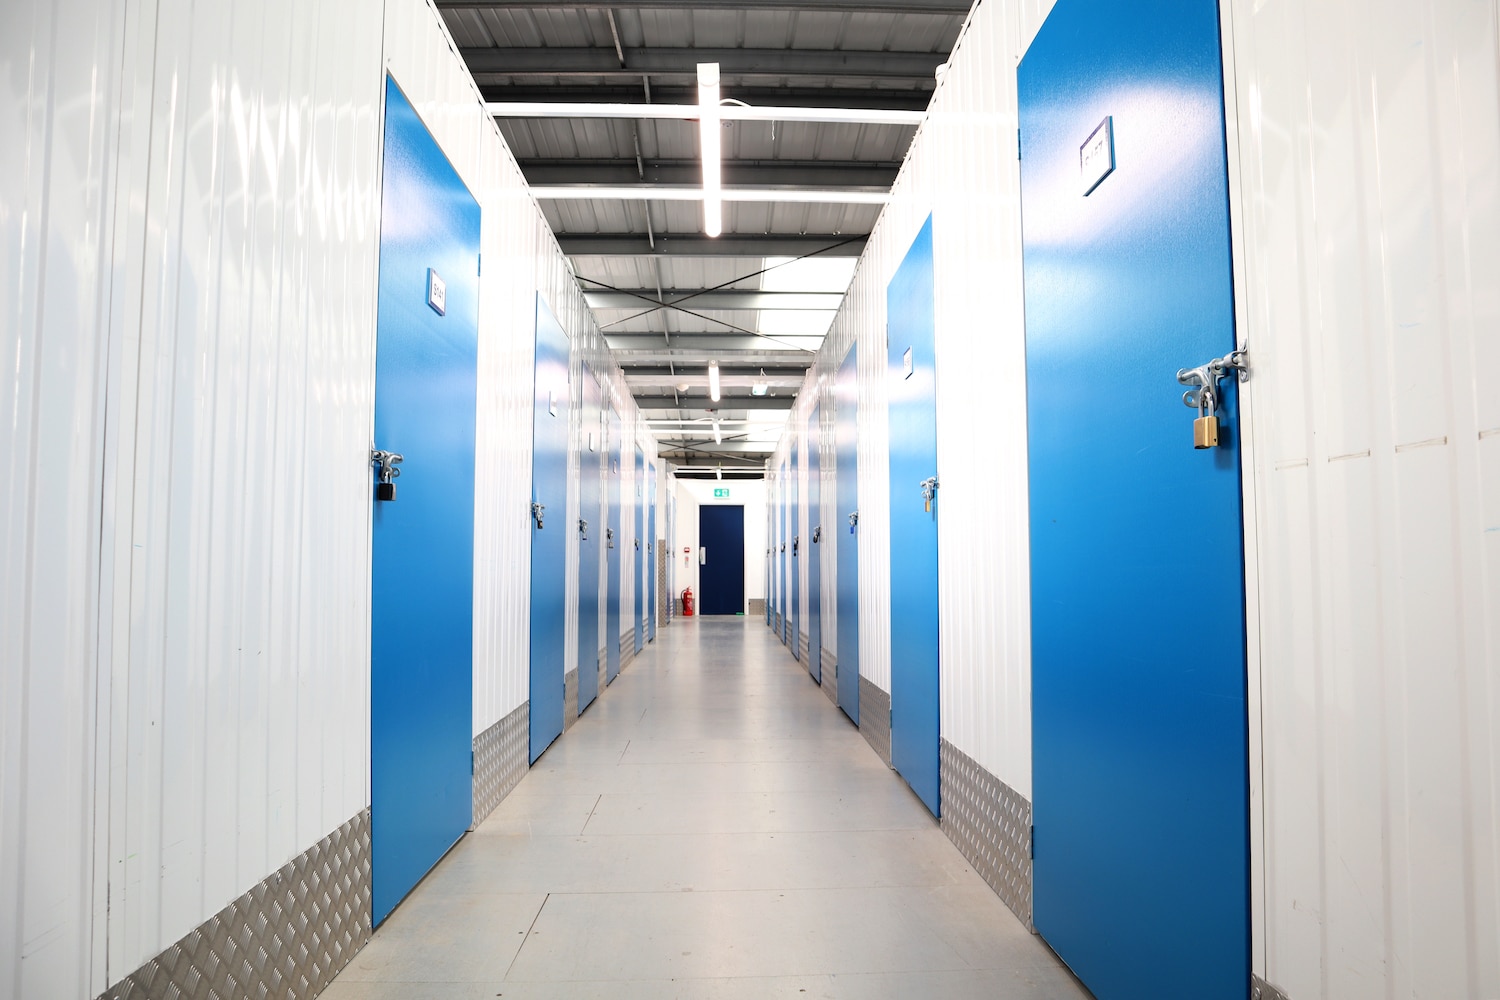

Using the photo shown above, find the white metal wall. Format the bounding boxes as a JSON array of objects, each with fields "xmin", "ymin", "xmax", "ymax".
[
  {"xmin": 2, "ymin": 0, "xmax": 660, "ymax": 993},
  {"xmin": 1227, "ymin": 0, "xmax": 1500, "ymax": 994},
  {"xmin": 80, "ymin": 0, "xmax": 387, "ymax": 979},
  {"xmin": 1, "ymin": 0, "xmax": 121, "ymax": 992},
  {"xmin": 770, "ymin": 0, "xmax": 1054, "ymax": 797}
]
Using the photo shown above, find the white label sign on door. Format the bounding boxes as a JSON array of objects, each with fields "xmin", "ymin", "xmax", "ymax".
[
  {"xmin": 427, "ymin": 268, "xmax": 447, "ymax": 315},
  {"xmin": 1080, "ymin": 116, "xmax": 1115, "ymax": 196}
]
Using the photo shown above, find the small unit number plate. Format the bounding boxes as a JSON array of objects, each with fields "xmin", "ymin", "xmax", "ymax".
[
  {"xmin": 427, "ymin": 268, "xmax": 447, "ymax": 315},
  {"xmin": 1080, "ymin": 116, "xmax": 1115, "ymax": 196}
]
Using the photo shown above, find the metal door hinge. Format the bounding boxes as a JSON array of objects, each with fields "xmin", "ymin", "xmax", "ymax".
[{"xmin": 1029, "ymin": 825, "xmax": 1036, "ymax": 859}]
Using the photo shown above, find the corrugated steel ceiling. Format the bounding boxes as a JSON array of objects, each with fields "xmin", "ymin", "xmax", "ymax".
[{"xmin": 440, "ymin": 0, "xmax": 971, "ymax": 469}]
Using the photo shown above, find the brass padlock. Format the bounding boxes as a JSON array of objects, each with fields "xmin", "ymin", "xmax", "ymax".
[
  {"xmin": 920, "ymin": 476, "xmax": 939, "ymax": 511},
  {"xmin": 1193, "ymin": 414, "xmax": 1219, "ymax": 449}
]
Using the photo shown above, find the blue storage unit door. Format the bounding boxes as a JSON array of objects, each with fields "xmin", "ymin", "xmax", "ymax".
[
  {"xmin": 529, "ymin": 296, "xmax": 569, "ymax": 762},
  {"xmin": 633, "ymin": 445, "xmax": 644, "ymax": 654},
  {"xmin": 606, "ymin": 408, "xmax": 622, "ymax": 683},
  {"xmin": 834, "ymin": 343, "xmax": 860, "ymax": 723},
  {"xmin": 370, "ymin": 74, "xmax": 479, "ymax": 926},
  {"xmin": 576, "ymin": 366, "xmax": 603, "ymax": 714},
  {"xmin": 886, "ymin": 216, "xmax": 941, "ymax": 818},
  {"xmin": 781, "ymin": 463, "xmax": 790, "ymax": 645},
  {"xmin": 806, "ymin": 406, "xmax": 822, "ymax": 682},
  {"xmin": 698, "ymin": 505, "xmax": 746, "ymax": 615},
  {"xmin": 647, "ymin": 463, "xmax": 657, "ymax": 641},
  {"xmin": 790, "ymin": 441, "xmax": 800, "ymax": 660},
  {"xmin": 1019, "ymin": 1, "xmax": 1249, "ymax": 995}
]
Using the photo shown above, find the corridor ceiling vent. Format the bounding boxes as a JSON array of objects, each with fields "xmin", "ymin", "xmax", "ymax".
[{"xmin": 448, "ymin": 1, "xmax": 971, "ymax": 476}]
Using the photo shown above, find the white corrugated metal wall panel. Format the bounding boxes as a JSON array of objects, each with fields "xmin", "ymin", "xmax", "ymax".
[
  {"xmin": 0, "ymin": 0, "xmax": 118, "ymax": 992},
  {"xmin": 96, "ymin": 0, "xmax": 384, "ymax": 976},
  {"xmin": 1227, "ymin": 0, "xmax": 1500, "ymax": 994},
  {"xmin": 926, "ymin": 0, "xmax": 1051, "ymax": 797},
  {"xmin": 3, "ymin": 0, "xmax": 660, "ymax": 991},
  {"xmin": 772, "ymin": 0, "xmax": 1053, "ymax": 796}
]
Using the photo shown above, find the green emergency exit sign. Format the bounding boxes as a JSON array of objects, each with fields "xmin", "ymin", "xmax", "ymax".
[{"xmin": 714, "ymin": 488, "xmax": 731, "ymax": 498}]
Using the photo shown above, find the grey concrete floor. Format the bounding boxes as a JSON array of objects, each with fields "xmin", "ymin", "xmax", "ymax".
[{"xmin": 323, "ymin": 616, "xmax": 1089, "ymax": 1000}]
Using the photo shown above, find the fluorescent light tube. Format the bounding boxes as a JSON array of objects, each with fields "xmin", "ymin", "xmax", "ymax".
[
  {"xmin": 713, "ymin": 419, "xmax": 722, "ymax": 444},
  {"xmin": 697, "ymin": 63, "xmax": 722, "ymax": 238},
  {"xmin": 708, "ymin": 361, "xmax": 721, "ymax": 402},
  {"xmin": 716, "ymin": 465, "xmax": 723, "ymax": 480}
]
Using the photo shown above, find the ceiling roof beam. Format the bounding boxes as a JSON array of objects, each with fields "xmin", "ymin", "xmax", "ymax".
[
  {"xmin": 558, "ymin": 234, "xmax": 866, "ymax": 257},
  {"xmin": 586, "ymin": 289, "xmax": 843, "ymax": 310},
  {"xmin": 481, "ymin": 86, "xmax": 932, "ymax": 112},
  {"xmin": 520, "ymin": 160, "xmax": 901, "ymax": 188},
  {"xmin": 647, "ymin": 440, "xmax": 774, "ymax": 453},
  {"xmin": 488, "ymin": 97, "xmax": 924, "ymax": 125},
  {"xmin": 623, "ymin": 364, "xmax": 809, "ymax": 377},
  {"xmin": 469, "ymin": 49, "xmax": 944, "ymax": 85},
  {"xmin": 633, "ymin": 394, "xmax": 796, "ymax": 410},
  {"xmin": 532, "ymin": 186, "xmax": 889, "ymax": 204},
  {"xmin": 627, "ymin": 373, "xmax": 805, "ymax": 389},
  {"xmin": 609, "ymin": 332, "xmax": 822, "ymax": 352}
]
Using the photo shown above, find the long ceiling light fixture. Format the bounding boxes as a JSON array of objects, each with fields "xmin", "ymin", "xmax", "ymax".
[
  {"xmin": 697, "ymin": 62, "xmax": 722, "ymax": 238},
  {"xmin": 712, "ymin": 418, "xmax": 723, "ymax": 444},
  {"xmin": 708, "ymin": 360, "xmax": 722, "ymax": 402}
]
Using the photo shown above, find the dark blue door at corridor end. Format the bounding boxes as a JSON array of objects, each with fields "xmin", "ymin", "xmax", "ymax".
[
  {"xmin": 530, "ymin": 296, "xmax": 569, "ymax": 762},
  {"xmin": 371, "ymin": 75, "xmax": 479, "ymax": 926},
  {"xmin": 1019, "ymin": 2, "xmax": 1249, "ymax": 996},
  {"xmin": 699, "ymin": 505, "xmax": 745, "ymax": 615},
  {"xmin": 887, "ymin": 217, "xmax": 940, "ymax": 818}
]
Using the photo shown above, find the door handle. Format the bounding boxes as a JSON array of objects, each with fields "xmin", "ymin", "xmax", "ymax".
[
  {"xmin": 700, "ymin": 547, "xmax": 707, "ymax": 565},
  {"xmin": 531, "ymin": 501, "xmax": 546, "ymax": 529}
]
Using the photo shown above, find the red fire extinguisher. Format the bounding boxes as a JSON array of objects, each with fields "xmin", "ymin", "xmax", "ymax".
[{"xmin": 682, "ymin": 588, "xmax": 694, "ymax": 617}]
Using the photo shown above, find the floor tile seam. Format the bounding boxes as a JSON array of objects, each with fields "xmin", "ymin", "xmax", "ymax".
[
  {"xmin": 499, "ymin": 964, "xmax": 984, "ymax": 985},
  {"xmin": 471, "ymin": 878, "xmax": 966, "ymax": 897},
  {"xmin": 604, "ymin": 757, "xmax": 886, "ymax": 766},
  {"xmin": 452, "ymin": 829, "xmax": 959, "ymax": 842},
  {"xmin": 473, "ymin": 824, "xmax": 938, "ymax": 840},
  {"xmin": 498, "ymin": 965, "xmax": 984, "ymax": 989},
  {"xmin": 501, "ymin": 893, "xmax": 552, "ymax": 979}
]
